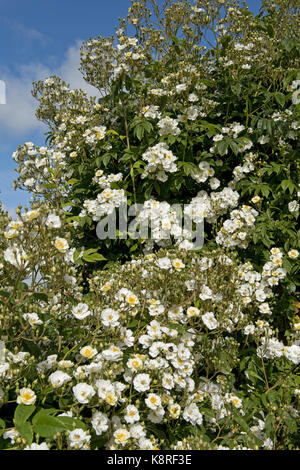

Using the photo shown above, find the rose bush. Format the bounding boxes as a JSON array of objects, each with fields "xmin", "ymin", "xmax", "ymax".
[{"xmin": 0, "ymin": 0, "xmax": 299, "ymax": 450}]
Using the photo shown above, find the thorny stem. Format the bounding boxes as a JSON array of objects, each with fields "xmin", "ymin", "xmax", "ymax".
[
  {"xmin": 265, "ymin": 363, "xmax": 300, "ymax": 394},
  {"xmin": 164, "ymin": 292, "xmax": 196, "ymax": 313}
]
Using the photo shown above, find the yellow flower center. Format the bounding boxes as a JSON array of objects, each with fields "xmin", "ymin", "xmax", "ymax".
[{"xmin": 22, "ymin": 392, "xmax": 33, "ymax": 401}]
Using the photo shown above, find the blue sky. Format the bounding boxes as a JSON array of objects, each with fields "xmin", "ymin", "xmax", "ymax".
[{"xmin": 0, "ymin": 0, "xmax": 262, "ymax": 214}]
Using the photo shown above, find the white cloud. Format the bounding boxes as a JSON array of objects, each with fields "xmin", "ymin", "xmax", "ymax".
[
  {"xmin": 0, "ymin": 64, "xmax": 49, "ymax": 135},
  {"xmin": 0, "ymin": 41, "xmax": 101, "ymax": 137},
  {"xmin": 0, "ymin": 80, "xmax": 6, "ymax": 104},
  {"xmin": 59, "ymin": 40, "xmax": 101, "ymax": 97}
]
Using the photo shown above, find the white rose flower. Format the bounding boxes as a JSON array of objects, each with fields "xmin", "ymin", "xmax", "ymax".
[
  {"xmin": 22, "ymin": 210, "xmax": 39, "ymax": 221},
  {"xmin": 130, "ymin": 424, "xmax": 146, "ymax": 439},
  {"xmin": 156, "ymin": 257, "xmax": 172, "ymax": 269},
  {"xmin": 46, "ymin": 213, "xmax": 62, "ymax": 228},
  {"xmin": 124, "ymin": 405, "xmax": 140, "ymax": 424},
  {"xmin": 113, "ymin": 428, "xmax": 131, "ymax": 446},
  {"xmin": 80, "ymin": 345, "xmax": 98, "ymax": 360},
  {"xmin": 183, "ymin": 403, "xmax": 203, "ymax": 425},
  {"xmin": 202, "ymin": 312, "xmax": 219, "ymax": 330},
  {"xmin": 145, "ymin": 393, "xmax": 162, "ymax": 410},
  {"xmin": 288, "ymin": 249, "xmax": 299, "ymax": 259},
  {"xmin": 72, "ymin": 303, "xmax": 92, "ymax": 320},
  {"xmin": 23, "ymin": 313, "xmax": 43, "ymax": 326},
  {"xmin": 133, "ymin": 373, "xmax": 151, "ymax": 392},
  {"xmin": 54, "ymin": 237, "xmax": 69, "ymax": 253},
  {"xmin": 4, "ymin": 246, "xmax": 28, "ymax": 269},
  {"xmin": 284, "ymin": 345, "xmax": 300, "ymax": 365},
  {"xmin": 24, "ymin": 442, "xmax": 49, "ymax": 450},
  {"xmin": 49, "ymin": 370, "xmax": 71, "ymax": 388},
  {"xmin": 102, "ymin": 345, "xmax": 123, "ymax": 362},
  {"xmin": 17, "ymin": 388, "xmax": 36, "ymax": 405},
  {"xmin": 288, "ymin": 200, "xmax": 299, "ymax": 212},
  {"xmin": 255, "ymin": 289, "xmax": 267, "ymax": 302},
  {"xmin": 72, "ymin": 383, "xmax": 95, "ymax": 404},
  {"xmin": 91, "ymin": 411, "xmax": 109, "ymax": 435},
  {"xmin": 3, "ymin": 428, "xmax": 20, "ymax": 444},
  {"xmin": 68, "ymin": 429, "xmax": 91, "ymax": 449}
]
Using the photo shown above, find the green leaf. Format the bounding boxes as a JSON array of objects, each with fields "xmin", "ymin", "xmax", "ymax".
[
  {"xmin": 16, "ymin": 422, "xmax": 33, "ymax": 445},
  {"xmin": 229, "ymin": 140, "xmax": 239, "ymax": 155},
  {"xmin": 246, "ymin": 369, "xmax": 265, "ymax": 383},
  {"xmin": 153, "ymin": 181, "xmax": 161, "ymax": 195},
  {"xmin": 232, "ymin": 411, "xmax": 251, "ymax": 433},
  {"xmin": 267, "ymin": 389, "xmax": 281, "ymax": 408},
  {"xmin": 179, "ymin": 161, "xmax": 198, "ymax": 176},
  {"xmin": 216, "ymin": 140, "xmax": 228, "ymax": 156},
  {"xmin": 266, "ymin": 119, "xmax": 273, "ymax": 135},
  {"xmin": 129, "ymin": 242, "xmax": 139, "ymax": 253},
  {"xmin": 82, "ymin": 250, "xmax": 106, "ymax": 262},
  {"xmin": 274, "ymin": 92, "xmax": 285, "ymax": 108},
  {"xmin": 73, "ymin": 248, "xmax": 83, "ymax": 262},
  {"xmin": 88, "ymin": 253, "xmax": 107, "ymax": 261},
  {"xmin": 198, "ymin": 407, "xmax": 215, "ymax": 419},
  {"xmin": 136, "ymin": 125, "xmax": 144, "ymax": 141},
  {"xmin": 103, "ymin": 153, "xmax": 111, "ymax": 167},
  {"xmin": 167, "ymin": 135, "xmax": 176, "ymax": 145},
  {"xmin": 283, "ymin": 415, "xmax": 298, "ymax": 434},
  {"xmin": 31, "ymin": 408, "xmax": 57, "ymax": 426},
  {"xmin": 56, "ymin": 416, "xmax": 86, "ymax": 431},
  {"xmin": 173, "ymin": 178, "xmax": 182, "ymax": 191},
  {"xmin": 281, "ymin": 179, "xmax": 296, "ymax": 194},
  {"xmin": 106, "ymin": 129, "xmax": 119, "ymax": 136},
  {"xmin": 143, "ymin": 120, "xmax": 153, "ymax": 133},
  {"xmin": 132, "ymin": 160, "xmax": 144, "ymax": 169},
  {"xmin": 144, "ymin": 183, "xmax": 153, "ymax": 199},
  {"xmin": 128, "ymin": 318, "xmax": 139, "ymax": 328},
  {"xmin": 83, "ymin": 248, "xmax": 98, "ymax": 255},
  {"xmin": 260, "ymin": 185, "xmax": 271, "ymax": 197},
  {"xmin": 200, "ymin": 120, "xmax": 222, "ymax": 135},
  {"xmin": 14, "ymin": 404, "xmax": 36, "ymax": 426},
  {"xmin": 66, "ymin": 178, "xmax": 79, "ymax": 185},
  {"xmin": 264, "ymin": 414, "xmax": 274, "ymax": 438},
  {"xmin": 261, "ymin": 393, "xmax": 268, "ymax": 409},
  {"xmin": 33, "ymin": 414, "xmax": 67, "ymax": 438}
]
